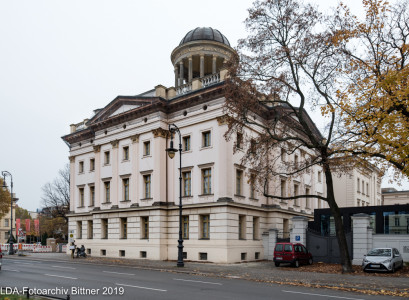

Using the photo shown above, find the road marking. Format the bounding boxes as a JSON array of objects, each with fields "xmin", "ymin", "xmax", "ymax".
[
  {"xmin": 2, "ymin": 268, "xmax": 20, "ymax": 272},
  {"xmin": 14, "ymin": 262, "xmax": 34, "ymax": 265},
  {"xmin": 103, "ymin": 271, "xmax": 135, "ymax": 276},
  {"xmin": 173, "ymin": 278, "xmax": 222, "ymax": 285},
  {"xmin": 116, "ymin": 283, "xmax": 167, "ymax": 292},
  {"xmin": 52, "ymin": 265, "xmax": 76, "ymax": 270},
  {"xmin": 282, "ymin": 290, "xmax": 364, "ymax": 300},
  {"xmin": 44, "ymin": 274, "xmax": 77, "ymax": 280}
]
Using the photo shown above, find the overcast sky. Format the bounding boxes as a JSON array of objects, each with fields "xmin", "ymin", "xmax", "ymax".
[{"xmin": 0, "ymin": 0, "xmax": 406, "ymax": 212}]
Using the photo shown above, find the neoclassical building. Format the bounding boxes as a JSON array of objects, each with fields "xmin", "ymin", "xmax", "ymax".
[{"xmin": 62, "ymin": 27, "xmax": 328, "ymax": 263}]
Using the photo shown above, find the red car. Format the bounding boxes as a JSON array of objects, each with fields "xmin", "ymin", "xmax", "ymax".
[{"xmin": 273, "ymin": 242, "xmax": 313, "ymax": 267}]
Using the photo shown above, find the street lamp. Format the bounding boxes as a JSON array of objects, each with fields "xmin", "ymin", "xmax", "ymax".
[
  {"xmin": 165, "ymin": 124, "xmax": 184, "ymax": 267},
  {"xmin": 2, "ymin": 171, "xmax": 15, "ymax": 255}
]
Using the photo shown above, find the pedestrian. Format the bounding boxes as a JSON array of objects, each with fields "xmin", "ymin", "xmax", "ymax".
[{"xmin": 70, "ymin": 241, "xmax": 76, "ymax": 259}]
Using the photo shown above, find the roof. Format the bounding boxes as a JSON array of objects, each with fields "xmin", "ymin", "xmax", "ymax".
[{"xmin": 179, "ymin": 27, "xmax": 230, "ymax": 46}]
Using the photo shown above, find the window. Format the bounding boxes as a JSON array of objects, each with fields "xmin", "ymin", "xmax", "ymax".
[
  {"xmin": 104, "ymin": 151, "xmax": 110, "ymax": 165},
  {"xmin": 294, "ymin": 155, "xmax": 298, "ymax": 167},
  {"xmin": 200, "ymin": 215, "xmax": 210, "ymax": 239},
  {"xmin": 357, "ymin": 178, "xmax": 360, "ymax": 192},
  {"xmin": 202, "ymin": 168, "xmax": 212, "ymax": 194},
  {"xmin": 253, "ymin": 217, "xmax": 259, "ymax": 240},
  {"xmin": 5, "ymin": 232, "xmax": 9, "ymax": 240},
  {"xmin": 239, "ymin": 215, "xmax": 246, "ymax": 240},
  {"xmin": 123, "ymin": 146, "xmax": 129, "ymax": 160},
  {"xmin": 202, "ymin": 131, "xmax": 211, "ymax": 147},
  {"xmin": 250, "ymin": 174, "xmax": 256, "ymax": 199},
  {"xmin": 90, "ymin": 158, "xmax": 95, "ymax": 171},
  {"xmin": 293, "ymin": 184, "xmax": 299, "ymax": 206},
  {"xmin": 143, "ymin": 141, "xmax": 150, "ymax": 156},
  {"xmin": 318, "ymin": 171, "xmax": 322, "ymax": 183},
  {"xmin": 362, "ymin": 181, "xmax": 365, "ymax": 195},
  {"xmin": 183, "ymin": 136, "xmax": 191, "ymax": 151},
  {"xmin": 236, "ymin": 132, "xmax": 243, "ymax": 149},
  {"xmin": 182, "ymin": 171, "xmax": 191, "ymax": 196},
  {"xmin": 4, "ymin": 219, "xmax": 9, "ymax": 227},
  {"xmin": 280, "ymin": 179, "xmax": 286, "ymax": 198},
  {"xmin": 366, "ymin": 183, "xmax": 369, "ymax": 196},
  {"xmin": 101, "ymin": 218, "xmax": 108, "ymax": 239},
  {"xmin": 183, "ymin": 216, "xmax": 189, "ymax": 239},
  {"xmin": 89, "ymin": 186, "xmax": 95, "ymax": 206},
  {"xmin": 143, "ymin": 174, "xmax": 151, "ymax": 198},
  {"xmin": 79, "ymin": 188, "xmax": 84, "ymax": 207},
  {"xmin": 77, "ymin": 221, "xmax": 82, "ymax": 239},
  {"xmin": 104, "ymin": 181, "xmax": 110, "ymax": 203},
  {"xmin": 121, "ymin": 218, "xmax": 127, "ymax": 239},
  {"xmin": 280, "ymin": 148, "xmax": 286, "ymax": 161},
  {"xmin": 395, "ymin": 217, "xmax": 400, "ymax": 227},
  {"xmin": 79, "ymin": 161, "xmax": 84, "ymax": 173},
  {"xmin": 305, "ymin": 187, "xmax": 310, "ymax": 208},
  {"xmin": 141, "ymin": 216, "xmax": 149, "ymax": 239},
  {"xmin": 88, "ymin": 220, "xmax": 93, "ymax": 239},
  {"xmin": 123, "ymin": 178, "xmax": 130, "ymax": 201},
  {"xmin": 236, "ymin": 170, "xmax": 243, "ymax": 196}
]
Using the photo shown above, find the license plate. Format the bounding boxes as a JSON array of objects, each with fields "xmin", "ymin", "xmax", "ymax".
[
  {"xmin": 370, "ymin": 264, "xmax": 380, "ymax": 268},
  {"xmin": 276, "ymin": 257, "xmax": 282, "ymax": 260}
]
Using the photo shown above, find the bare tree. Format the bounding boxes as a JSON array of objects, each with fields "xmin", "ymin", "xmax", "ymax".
[
  {"xmin": 41, "ymin": 164, "xmax": 70, "ymax": 223},
  {"xmin": 225, "ymin": 0, "xmax": 354, "ymax": 272}
]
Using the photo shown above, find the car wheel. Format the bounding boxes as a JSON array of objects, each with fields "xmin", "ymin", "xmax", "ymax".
[
  {"xmin": 391, "ymin": 264, "xmax": 395, "ymax": 273},
  {"xmin": 275, "ymin": 262, "xmax": 280, "ymax": 267},
  {"xmin": 308, "ymin": 258, "xmax": 313, "ymax": 265},
  {"xmin": 294, "ymin": 260, "xmax": 299, "ymax": 268}
]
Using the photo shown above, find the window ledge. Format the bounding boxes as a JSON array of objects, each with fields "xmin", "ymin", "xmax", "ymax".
[
  {"xmin": 234, "ymin": 194, "xmax": 245, "ymax": 198},
  {"xmin": 103, "ymin": 164, "xmax": 111, "ymax": 167},
  {"xmin": 121, "ymin": 159, "xmax": 130, "ymax": 163},
  {"xmin": 182, "ymin": 195, "xmax": 193, "ymax": 199},
  {"xmin": 142, "ymin": 155, "xmax": 152, "ymax": 158},
  {"xmin": 120, "ymin": 200, "xmax": 131, "ymax": 203},
  {"xmin": 89, "ymin": 170, "xmax": 95, "ymax": 173},
  {"xmin": 199, "ymin": 194, "xmax": 214, "ymax": 197},
  {"xmin": 200, "ymin": 146, "xmax": 213, "ymax": 150},
  {"xmin": 88, "ymin": 205, "xmax": 94, "ymax": 208},
  {"xmin": 199, "ymin": 238, "xmax": 210, "ymax": 240},
  {"xmin": 77, "ymin": 206, "xmax": 85, "ymax": 208},
  {"xmin": 182, "ymin": 150, "xmax": 192, "ymax": 154},
  {"xmin": 141, "ymin": 198, "xmax": 153, "ymax": 201},
  {"xmin": 249, "ymin": 197, "xmax": 259, "ymax": 201},
  {"xmin": 102, "ymin": 202, "xmax": 111, "ymax": 205}
]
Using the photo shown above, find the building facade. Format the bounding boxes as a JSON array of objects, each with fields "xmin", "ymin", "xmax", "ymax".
[
  {"xmin": 62, "ymin": 27, "xmax": 328, "ymax": 263},
  {"xmin": 0, "ymin": 207, "xmax": 15, "ymax": 244},
  {"xmin": 332, "ymin": 165, "xmax": 382, "ymax": 208},
  {"xmin": 382, "ymin": 188, "xmax": 409, "ymax": 206}
]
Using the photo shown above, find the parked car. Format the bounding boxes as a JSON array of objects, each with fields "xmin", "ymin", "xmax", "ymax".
[
  {"xmin": 273, "ymin": 242, "xmax": 313, "ymax": 268},
  {"xmin": 362, "ymin": 247, "xmax": 403, "ymax": 273}
]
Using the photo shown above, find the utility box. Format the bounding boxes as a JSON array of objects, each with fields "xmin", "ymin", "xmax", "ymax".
[{"xmin": 47, "ymin": 238, "xmax": 57, "ymax": 252}]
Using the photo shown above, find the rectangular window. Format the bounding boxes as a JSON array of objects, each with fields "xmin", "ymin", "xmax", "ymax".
[
  {"xmin": 200, "ymin": 215, "xmax": 210, "ymax": 239},
  {"xmin": 141, "ymin": 216, "xmax": 149, "ymax": 239},
  {"xmin": 77, "ymin": 221, "xmax": 82, "ymax": 239},
  {"xmin": 318, "ymin": 171, "xmax": 322, "ymax": 183},
  {"xmin": 143, "ymin": 174, "xmax": 151, "ymax": 198},
  {"xmin": 90, "ymin": 158, "xmax": 95, "ymax": 171},
  {"xmin": 294, "ymin": 155, "xmax": 298, "ymax": 167},
  {"xmin": 79, "ymin": 161, "xmax": 84, "ymax": 173},
  {"xmin": 280, "ymin": 179, "xmax": 286, "ymax": 198},
  {"xmin": 202, "ymin": 168, "xmax": 212, "ymax": 195},
  {"xmin": 121, "ymin": 217, "xmax": 127, "ymax": 239},
  {"xmin": 236, "ymin": 170, "xmax": 243, "ymax": 196},
  {"xmin": 101, "ymin": 218, "xmax": 108, "ymax": 239},
  {"xmin": 104, "ymin": 151, "xmax": 110, "ymax": 165},
  {"xmin": 253, "ymin": 217, "xmax": 260, "ymax": 240},
  {"xmin": 183, "ymin": 216, "xmax": 189, "ymax": 239},
  {"xmin": 89, "ymin": 186, "xmax": 95, "ymax": 206},
  {"xmin": 123, "ymin": 146, "xmax": 129, "ymax": 160},
  {"xmin": 88, "ymin": 220, "xmax": 93, "ymax": 239},
  {"xmin": 250, "ymin": 174, "xmax": 256, "ymax": 199},
  {"xmin": 5, "ymin": 218, "xmax": 9, "ymax": 227},
  {"xmin": 182, "ymin": 171, "xmax": 191, "ymax": 196},
  {"xmin": 79, "ymin": 188, "xmax": 84, "ymax": 207},
  {"xmin": 280, "ymin": 148, "xmax": 286, "ymax": 161},
  {"xmin": 366, "ymin": 183, "xmax": 369, "ymax": 196},
  {"xmin": 362, "ymin": 181, "xmax": 365, "ymax": 195},
  {"xmin": 144, "ymin": 141, "xmax": 150, "ymax": 156},
  {"xmin": 123, "ymin": 178, "xmax": 130, "ymax": 201},
  {"xmin": 305, "ymin": 187, "xmax": 310, "ymax": 208},
  {"xmin": 202, "ymin": 131, "xmax": 211, "ymax": 147},
  {"xmin": 183, "ymin": 136, "xmax": 191, "ymax": 151},
  {"xmin": 357, "ymin": 178, "xmax": 360, "ymax": 192},
  {"xmin": 294, "ymin": 184, "xmax": 299, "ymax": 206},
  {"xmin": 239, "ymin": 215, "xmax": 246, "ymax": 240},
  {"xmin": 104, "ymin": 181, "xmax": 110, "ymax": 203},
  {"xmin": 236, "ymin": 132, "xmax": 243, "ymax": 149}
]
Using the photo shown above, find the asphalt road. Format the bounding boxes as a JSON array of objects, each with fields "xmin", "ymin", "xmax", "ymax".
[{"xmin": 0, "ymin": 258, "xmax": 396, "ymax": 300}]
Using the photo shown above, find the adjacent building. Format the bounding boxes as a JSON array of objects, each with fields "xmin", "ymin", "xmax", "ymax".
[
  {"xmin": 382, "ymin": 188, "xmax": 409, "ymax": 206},
  {"xmin": 62, "ymin": 27, "xmax": 331, "ymax": 263}
]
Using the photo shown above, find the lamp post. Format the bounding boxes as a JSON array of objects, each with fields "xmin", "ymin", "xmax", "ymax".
[
  {"xmin": 2, "ymin": 171, "xmax": 15, "ymax": 255},
  {"xmin": 165, "ymin": 124, "xmax": 184, "ymax": 267}
]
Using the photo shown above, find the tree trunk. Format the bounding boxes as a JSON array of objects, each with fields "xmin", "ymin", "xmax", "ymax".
[{"xmin": 323, "ymin": 162, "xmax": 353, "ymax": 273}]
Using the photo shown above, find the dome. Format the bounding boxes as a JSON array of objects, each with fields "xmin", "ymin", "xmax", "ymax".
[{"xmin": 179, "ymin": 27, "xmax": 230, "ymax": 47}]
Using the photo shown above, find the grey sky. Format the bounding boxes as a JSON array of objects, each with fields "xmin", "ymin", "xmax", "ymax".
[{"xmin": 0, "ymin": 0, "xmax": 405, "ymax": 212}]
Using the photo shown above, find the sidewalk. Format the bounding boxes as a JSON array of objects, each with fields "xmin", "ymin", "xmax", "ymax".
[{"xmin": 5, "ymin": 252, "xmax": 409, "ymax": 297}]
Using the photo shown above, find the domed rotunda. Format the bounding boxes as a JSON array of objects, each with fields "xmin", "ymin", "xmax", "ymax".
[{"xmin": 171, "ymin": 27, "xmax": 235, "ymax": 89}]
